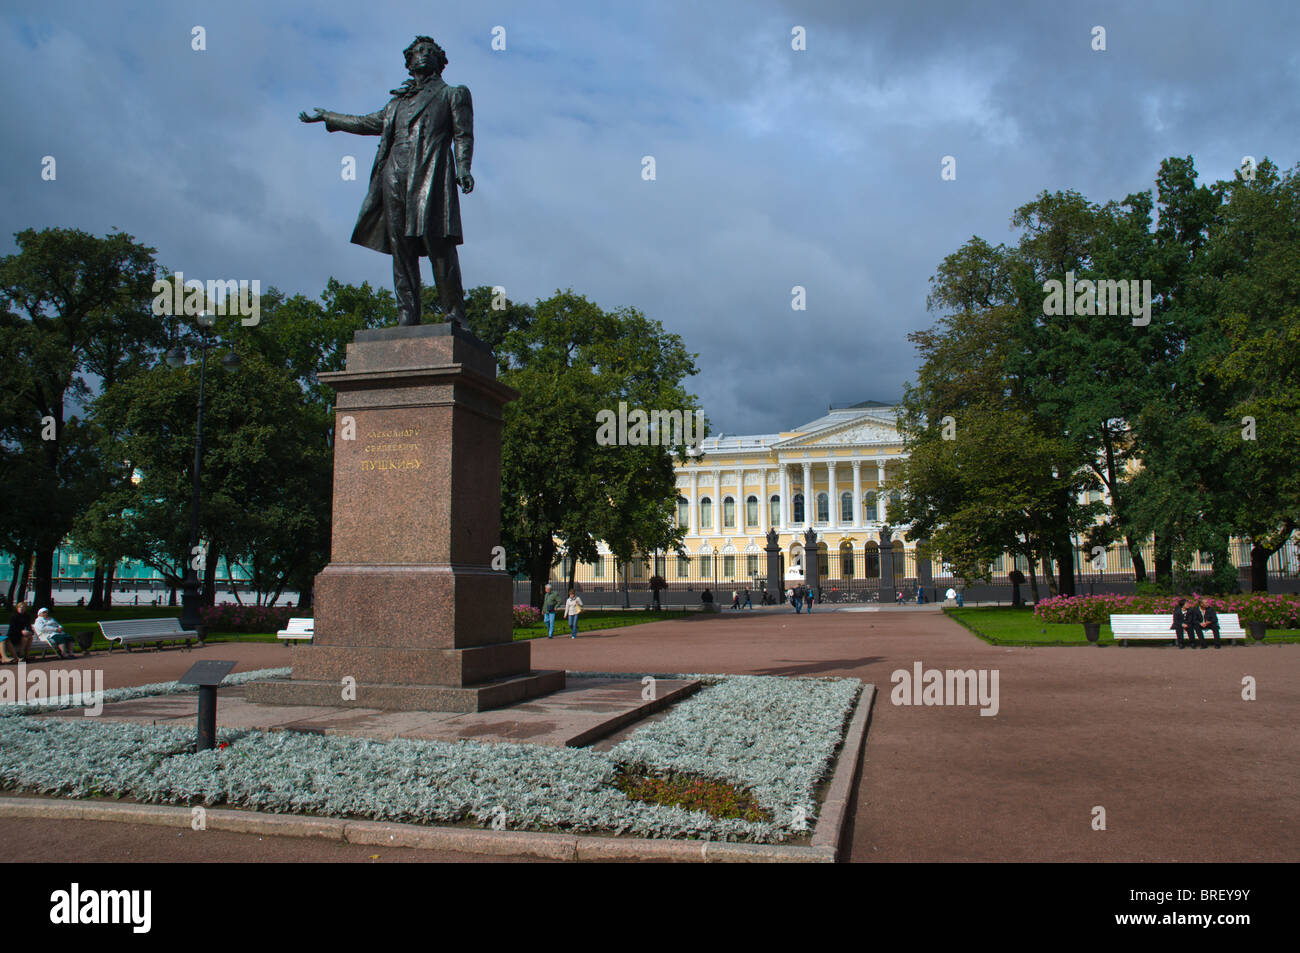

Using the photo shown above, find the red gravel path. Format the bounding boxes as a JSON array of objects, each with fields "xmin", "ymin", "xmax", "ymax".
[{"xmin": 4, "ymin": 613, "xmax": 1295, "ymax": 862}]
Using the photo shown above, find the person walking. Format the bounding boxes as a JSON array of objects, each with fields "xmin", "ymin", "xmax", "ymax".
[
  {"xmin": 806, "ymin": 585, "xmax": 815, "ymax": 613},
  {"xmin": 742, "ymin": 588, "xmax": 752, "ymax": 609},
  {"xmin": 1171, "ymin": 598, "xmax": 1187, "ymax": 649},
  {"xmin": 564, "ymin": 588, "xmax": 583, "ymax": 639},
  {"xmin": 1185, "ymin": 597, "xmax": 1206, "ymax": 648},
  {"xmin": 541, "ymin": 583, "xmax": 561, "ymax": 639},
  {"xmin": 793, "ymin": 584, "xmax": 803, "ymax": 614},
  {"xmin": 1202, "ymin": 600, "xmax": 1222, "ymax": 649},
  {"xmin": 731, "ymin": 590, "xmax": 740, "ymax": 610}
]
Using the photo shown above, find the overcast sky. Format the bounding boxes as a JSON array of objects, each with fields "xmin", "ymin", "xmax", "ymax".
[{"xmin": 3, "ymin": 0, "xmax": 1298, "ymax": 435}]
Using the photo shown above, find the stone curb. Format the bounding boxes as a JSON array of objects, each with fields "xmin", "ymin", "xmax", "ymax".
[
  {"xmin": 811, "ymin": 683, "xmax": 876, "ymax": 854},
  {"xmin": 0, "ymin": 682, "xmax": 874, "ymax": 863}
]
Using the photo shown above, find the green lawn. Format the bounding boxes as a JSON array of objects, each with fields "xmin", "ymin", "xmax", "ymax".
[
  {"xmin": 14, "ymin": 605, "xmax": 687, "ymax": 654},
  {"xmin": 512, "ymin": 607, "xmax": 694, "ymax": 641},
  {"xmin": 945, "ymin": 606, "xmax": 1300, "ymax": 647}
]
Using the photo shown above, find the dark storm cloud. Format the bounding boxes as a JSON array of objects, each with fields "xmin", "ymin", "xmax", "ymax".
[{"xmin": 1, "ymin": 0, "xmax": 1296, "ymax": 434}]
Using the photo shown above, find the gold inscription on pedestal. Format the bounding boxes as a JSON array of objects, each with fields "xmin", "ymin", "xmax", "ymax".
[{"xmin": 360, "ymin": 428, "xmax": 421, "ymax": 473}]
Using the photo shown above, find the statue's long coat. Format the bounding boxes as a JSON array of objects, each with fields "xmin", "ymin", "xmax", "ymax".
[{"xmin": 323, "ymin": 78, "xmax": 473, "ymax": 252}]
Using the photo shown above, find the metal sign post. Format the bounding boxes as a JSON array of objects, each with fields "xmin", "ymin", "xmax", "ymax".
[{"xmin": 178, "ymin": 660, "xmax": 237, "ymax": 751}]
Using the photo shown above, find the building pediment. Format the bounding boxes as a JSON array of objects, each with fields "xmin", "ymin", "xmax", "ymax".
[{"xmin": 773, "ymin": 412, "xmax": 902, "ymax": 450}]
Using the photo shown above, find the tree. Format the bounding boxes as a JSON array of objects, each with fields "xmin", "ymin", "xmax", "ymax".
[
  {"xmin": 0, "ymin": 228, "xmax": 164, "ymax": 608},
  {"xmin": 473, "ymin": 289, "xmax": 701, "ymax": 607}
]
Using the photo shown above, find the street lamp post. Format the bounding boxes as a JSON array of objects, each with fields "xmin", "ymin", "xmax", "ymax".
[{"xmin": 167, "ymin": 315, "xmax": 239, "ymax": 633}]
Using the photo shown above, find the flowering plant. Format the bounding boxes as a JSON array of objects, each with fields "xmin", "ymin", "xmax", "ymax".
[
  {"xmin": 200, "ymin": 604, "xmax": 294, "ymax": 633},
  {"xmin": 512, "ymin": 604, "xmax": 541, "ymax": 627}
]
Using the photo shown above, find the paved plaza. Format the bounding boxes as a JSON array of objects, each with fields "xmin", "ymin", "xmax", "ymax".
[{"xmin": 4, "ymin": 607, "xmax": 1295, "ymax": 862}]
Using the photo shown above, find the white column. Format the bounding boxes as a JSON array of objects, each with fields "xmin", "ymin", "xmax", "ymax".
[
  {"xmin": 795, "ymin": 462, "xmax": 806, "ymax": 527},
  {"xmin": 689, "ymin": 469, "xmax": 699, "ymax": 535},
  {"xmin": 876, "ymin": 460, "xmax": 886, "ymax": 521},
  {"xmin": 852, "ymin": 460, "xmax": 863, "ymax": 529},
  {"xmin": 779, "ymin": 463, "xmax": 789, "ymax": 531},
  {"xmin": 828, "ymin": 461, "xmax": 839, "ymax": 530},
  {"xmin": 759, "ymin": 468, "xmax": 768, "ymax": 534}
]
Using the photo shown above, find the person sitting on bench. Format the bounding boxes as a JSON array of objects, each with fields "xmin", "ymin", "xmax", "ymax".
[{"xmin": 34, "ymin": 608, "xmax": 78, "ymax": 660}]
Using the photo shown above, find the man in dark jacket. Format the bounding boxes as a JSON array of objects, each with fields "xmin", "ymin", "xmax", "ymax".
[
  {"xmin": 1171, "ymin": 599, "xmax": 1187, "ymax": 648},
  {"xmin": 1185, "ymin": 598, "xmax": 1206, "ymax": 648},
  {"xmin": 301, "ymin": 35, "xmax": 474, "ymax": 328},
  {"xmin": 1202, "ymin": 601, "xmax": 1222, "ymax": 649}
]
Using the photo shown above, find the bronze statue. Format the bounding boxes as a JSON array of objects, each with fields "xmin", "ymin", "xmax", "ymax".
[{"xmin": 300, "ymin": 36, "xmax": 473, "ymax": 328}]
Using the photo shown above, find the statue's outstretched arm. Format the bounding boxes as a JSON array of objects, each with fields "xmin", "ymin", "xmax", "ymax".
[{"xmin": 299, "ymin": 106, "xmax": 385, "ymax": 135}]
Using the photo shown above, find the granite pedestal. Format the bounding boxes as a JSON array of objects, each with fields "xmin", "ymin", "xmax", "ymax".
[{"xmin": 246, "ymin": 323, "xmax": 563, "ymax": 713}]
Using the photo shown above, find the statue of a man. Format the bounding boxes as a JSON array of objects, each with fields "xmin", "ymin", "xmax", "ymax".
[{"xmin": 300, "ymin": 35, "xmax": 473, "ymax": 328}]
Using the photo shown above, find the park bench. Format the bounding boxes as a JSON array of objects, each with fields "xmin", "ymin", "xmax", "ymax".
[
  {"xmin": 276, "ymin": 617, "xmax": 314, "ymax": 645},
  {"xmin": 1109, "ymin": 612, "xmax": 1247, "ymax": 646},
  {"xmin": 33, "ymin": 625, "xmax": 92, "ymax": 660},
  {"xmin": 98, "ymin": 618, "xmax": 199, "ymax": 652}
]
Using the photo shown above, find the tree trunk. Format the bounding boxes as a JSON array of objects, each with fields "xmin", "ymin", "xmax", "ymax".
[
  {"xmin": 203, "ymin": 546, "xmax": 220, "ymax": 608},
  {"xmin": 1125, "ymin": 534, "xmax": 1147, "ymax": 584},
  {"xmin": 103, "ymin": 566, "xmax": 115, "ymax": 609},
  {"xmin": 31, "ymin": 546, "xmax": 55, "ymax": 608},
  {"xmin": 1042, "ymin": 545, "xmax": 1058, "ymax": 597},
  {"xmin": 1028, "ymin": 555, "xmax": 1040, "ymax": 604},
  {"xmin": 1154, "ymin": 538, "xmax": 1173, "ymax": 590},
  {"xmin": 1250, "ymin": 542, "xmax": 1271, "ymax": 593},
  {"xmin": 6, "ymin": 556, "xmax": 21, "ymax": 607},
  {"xmin": 297, "ymin": 580, "xmax": 314, "ymax": 612},
  {"xmin": 16, "ymin": 554, "xmax": 33, "ymax": 605},
  {"xmin": 528, "ymin": 537, "xmax": 556, "ymax": 609},
  {"xmin": 1056, "ymin": 534, "xmax": 1076, "ymax": 597},
  {"xmin": 88, "ymin": 566, "xmax": 105, "ymax": 609}
]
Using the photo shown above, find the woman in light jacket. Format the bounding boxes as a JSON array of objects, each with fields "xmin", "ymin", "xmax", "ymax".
[{"xmin": 564, "ymin": 588, "xmax": 583, "ymax": 639}]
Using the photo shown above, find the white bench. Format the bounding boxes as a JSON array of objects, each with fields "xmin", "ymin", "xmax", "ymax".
[
  {"xmin": 1109, "ymin": 613, "xmax": 1247, "ymax": 646},
  {"xmin": 276, "ymin": 617, "xmax": 314, "ymax": 645},
  {"xmin": 98, "ymin": 618, "xmax": 199, "ymax": 652}
]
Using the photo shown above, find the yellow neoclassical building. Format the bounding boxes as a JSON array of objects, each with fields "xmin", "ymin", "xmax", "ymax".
[
  {"xmin": 552, "ymin": 400, "xmax": 1300, "ymax": 597},
  {"xmin": 557, "ymin": 401, "xmax": 922, "ymax": 595}
]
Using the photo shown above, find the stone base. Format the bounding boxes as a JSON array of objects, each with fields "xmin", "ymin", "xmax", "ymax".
[{"xmin": 245, "ymin": 669, "xmax": 566, "ymax": 714}]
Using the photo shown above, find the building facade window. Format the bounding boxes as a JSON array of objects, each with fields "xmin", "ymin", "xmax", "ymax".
[
  {"xmin": 746, "ymin": 495, "xmax": 758, "ymax": 527},
  {"xmin": 698, "ymin": 553, "xmax": 713, "ymax": 577},
  {"xmin": 769, "ymin": 495, "xmax": 780, "ymax": 525},
  {"xmin": 792, "ymin": 493, "xmax": 805, "ymax": 523},
  {"xmin": 723, "ymin": 497, "xmax": 736, "ymax": 529},
  {"xmin": 593, "ymin": 556, "xmax": 604, "ymax": 578},
  {"xmin": 816, "ymin": 492, "xmax": 829, "ymax": 522},
  {"xmin": 864, "ymin": 491, "xmax": 877, "ymax": 521},
  {"xmin": 677, "ymin": 496, "xmax": 689, "ymax": 527},
  {"xmin": 699, "ymin": 497, "xmax": 712, "ymax": 528},
  {"xmin": 676, "ymin": 556, "xmax": 690, "ymax": 578},
  {"xmin": 723, "ymin": 555, "xmax": 735, "ymax": 578},
  {"xmin": 746, "ymin": 554, "xmax": 759, "ymax": 577},
  {"xmin": 840, "ymin": 492, "xmax": 853, "ymax": 523}
]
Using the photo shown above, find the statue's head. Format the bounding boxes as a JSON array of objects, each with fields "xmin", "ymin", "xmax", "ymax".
[{"xmin": 404, "ymin": 35, "xmax": 448, "ymax": 75}]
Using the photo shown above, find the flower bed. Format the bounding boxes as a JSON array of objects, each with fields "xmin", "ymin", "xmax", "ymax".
[
  {"xmin": 200, "ymin": 604, "xmax": 294, "ymax": 633},
  {"xmin": 0, "ymin": 671, "xmax": 861, "ymax": 842},
  {"xmin": 512, "ymin": 604, "xmax": 541, "ymax": 627},
  {"xmin": 1034, "ymin": 592, "xmax": 1300, "ymax": 627}
]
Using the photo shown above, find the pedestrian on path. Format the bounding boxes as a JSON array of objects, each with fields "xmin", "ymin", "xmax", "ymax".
[
  {"xmin": 541, "ymin": 583, "xmax": 561, "ymax": 638},
  {"xmin": 743, "ymin": 588, "xmax": 752, "ymax": 609},
  {"xmin": 564, "ymin": 589, "xmax": 583, "ymax": 639},
  {"xmin": 806, "ymin": 586, "xmax": 815, "ymax": 613}
]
